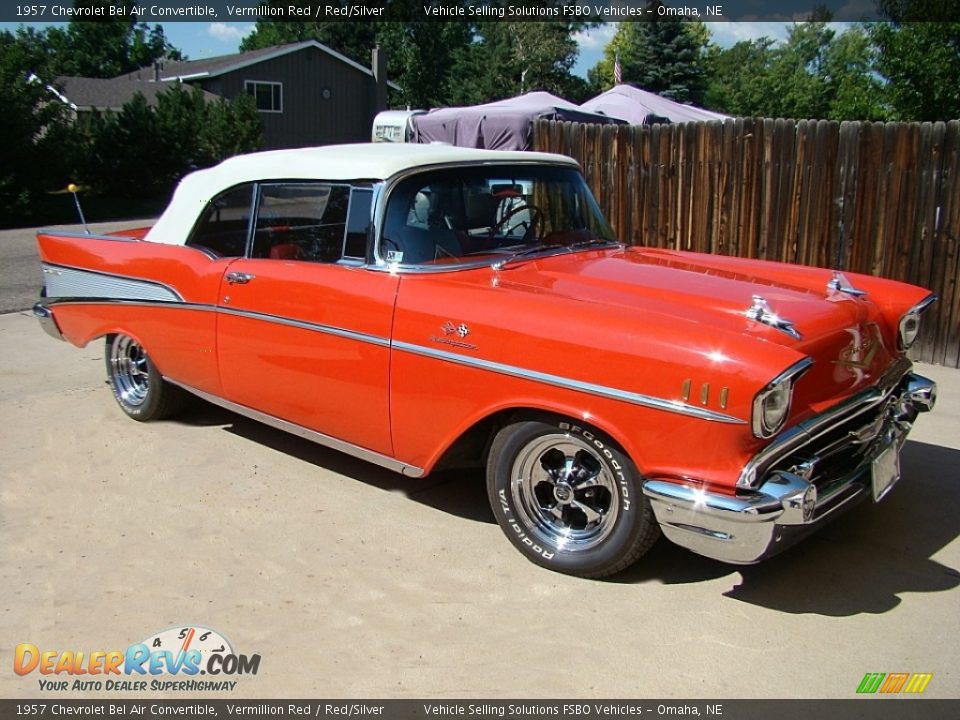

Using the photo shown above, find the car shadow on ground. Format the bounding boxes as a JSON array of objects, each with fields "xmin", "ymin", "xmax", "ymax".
[
  {"xmin": 177, "ymin": 399, "xmax": 496, "ymax": 524},
  {"xmin": 179, "ymin": 403, "xmax": 960, "ymax": 614}
]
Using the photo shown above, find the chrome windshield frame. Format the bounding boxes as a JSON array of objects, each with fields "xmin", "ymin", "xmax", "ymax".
[{"xmin": 368, "ymin": 158, "xmax": 606, "ymax": 275}]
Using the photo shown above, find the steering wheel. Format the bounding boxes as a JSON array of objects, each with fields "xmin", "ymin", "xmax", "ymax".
[{"xmin": 491, "ymin": 204, "xmax": 545, "ymax": 244}]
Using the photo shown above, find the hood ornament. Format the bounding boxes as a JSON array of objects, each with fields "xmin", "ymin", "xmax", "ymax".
[
  {"xmin": 745, "ymin": 295, "xmax": 802, "ymax": 340},
  {"xmin": 827, "ymin": 272, "xmax": 868, "ymax": 298}
]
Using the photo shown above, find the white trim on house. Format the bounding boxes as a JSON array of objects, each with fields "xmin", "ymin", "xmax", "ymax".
[{"xmin": 160, "ymin": 40, "xmax": 401, "ymax": 91}]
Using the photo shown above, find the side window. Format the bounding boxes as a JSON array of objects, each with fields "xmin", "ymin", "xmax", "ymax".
[
  {"xmin": 245, "ymin": 80, "xmax": 282, "ymax": 113},
  {"xmin": 343, "ymin": 188, "xmax": 373, "ymax": 260},
  {"xmin": 187, "ymin": 185, "xmax": 253, "ymax": 257},
  {"xmin": 252, "ymin": 183, "xmax": 349, "ymax": 263}
]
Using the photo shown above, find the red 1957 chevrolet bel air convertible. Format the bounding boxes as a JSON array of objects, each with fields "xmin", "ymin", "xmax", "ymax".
[{"xmin": 34, "ymin": 143, "xmax": 937, "ymax": 577}]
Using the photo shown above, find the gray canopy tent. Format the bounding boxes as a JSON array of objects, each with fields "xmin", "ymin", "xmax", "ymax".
[
  {"xmin": 580, "ymin": 84, "xmax": 728, "ymax": 125},
  {"xmin": 413, "ymin": 91, "xmax": 625, "ymax": 151}
]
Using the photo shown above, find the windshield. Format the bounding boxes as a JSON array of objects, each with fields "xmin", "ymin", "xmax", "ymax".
[{"xmin": 380, "ymin": 164, "xmax": 615, "ymax": 266}]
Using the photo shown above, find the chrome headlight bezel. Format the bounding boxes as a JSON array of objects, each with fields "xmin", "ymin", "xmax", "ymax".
[
  {"xmin": 898, "ymin": 295, "xmax": 936, "ymax": 351},
  {"xmin": 752, "ymin": 358, "xmax": 814, "ymax": 439}
]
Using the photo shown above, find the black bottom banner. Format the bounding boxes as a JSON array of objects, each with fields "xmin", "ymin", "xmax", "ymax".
[{"xmin": 2, "ymin": 699, "xmax": 957, "ymax": 720}]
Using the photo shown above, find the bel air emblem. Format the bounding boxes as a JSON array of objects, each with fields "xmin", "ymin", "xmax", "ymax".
[{"xmin": 432, "ymin": 321, "xmax": 477, "ymax": 351}]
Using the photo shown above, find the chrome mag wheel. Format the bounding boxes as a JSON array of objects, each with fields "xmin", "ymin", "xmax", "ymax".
[
  {"xmin": 108, "ymin": 335, "xmax": 151, "ymax": 406},
  {"xmin": 487, "ymin": 418, "xmax": 660, "ymax": 578},
  {"xmin": 104, "ymin": 334, "xmax": 187, "ymax": 421},
  {"xmin": 510, "ymin": 433, "xmax": 620, "ymax": 552}
]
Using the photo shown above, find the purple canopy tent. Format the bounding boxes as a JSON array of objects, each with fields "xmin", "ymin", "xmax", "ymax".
[
  {"xmin": 413, "ymin": 91, "xmax": 625, "ymax": 151},
  {"xmin": 581, "ymin": 85, "xmax": 728, "ymax": 125}
]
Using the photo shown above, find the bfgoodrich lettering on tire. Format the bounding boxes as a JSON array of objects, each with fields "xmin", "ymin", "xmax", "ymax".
[
  {"xmin": 486, "ymin": 417, "xmax": 659, "ymax": 578},
  {"xmin": 105, "ymin": 334, "xmax": 186, "ymax": 422}
]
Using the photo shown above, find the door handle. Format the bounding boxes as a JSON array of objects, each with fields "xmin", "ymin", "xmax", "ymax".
[{"xmin": 226, "ymin": 272, "xmax": 256, "ymax": 285}]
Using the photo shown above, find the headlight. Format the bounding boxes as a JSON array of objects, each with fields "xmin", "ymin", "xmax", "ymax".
[
  {"xmin": 898, "ymin": 295, "xmax": 935, "ymax": 350},
  {"xmin": 752, "ymin": 358, "xmax": 813, "ymax": 439},
  {"xmin": 898, "ymin": 310, "xmax": 921, "ymax": 349}
]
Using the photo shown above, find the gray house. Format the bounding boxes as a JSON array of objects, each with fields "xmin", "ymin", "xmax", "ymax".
[{"xmin": 59, "ymin": 40, "xmax": 394, "ymax": 149}]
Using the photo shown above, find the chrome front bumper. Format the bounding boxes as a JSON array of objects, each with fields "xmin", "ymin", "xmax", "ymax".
[
  {"xmin": 642, "ymin": 371, "xmax": 936, "ymax": 564},
  {"xmin": 33, "ymin": 301, "xmax": 64, "ymax": 341}
]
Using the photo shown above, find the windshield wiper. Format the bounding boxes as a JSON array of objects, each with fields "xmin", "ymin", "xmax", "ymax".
[
  {"xmin": 493, "ymin": 238, "xmax": 621, "ymax": 270},
  {"xmin": 491, "ymin": 244, "xmax": 571, "ymax": 269}
]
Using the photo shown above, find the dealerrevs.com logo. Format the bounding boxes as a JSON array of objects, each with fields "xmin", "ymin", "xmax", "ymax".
[
  {"xmin": 857, "ymin": 672, "xmax": 933, "ymax": 695},
  {"xmin": 14, "ymin": 625, "xmax": 260, "ymax": 692}
]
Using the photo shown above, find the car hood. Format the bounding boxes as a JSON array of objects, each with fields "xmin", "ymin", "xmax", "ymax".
[
  {"xmin": 493, "ymin": 247, "xmax": 897, "ymax": 410},
  {"xmin": 498, "ymin": 247, "xmax": 867, "ymax": 340}
]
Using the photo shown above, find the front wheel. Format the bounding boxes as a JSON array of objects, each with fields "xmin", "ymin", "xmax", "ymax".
[
  {"xmin": 105, "ymin": 334, "xmax": 186, "ymax": 421},
  {"xmin": 486, "ymin": 418, "xmax": 660, "ymax": 578}
]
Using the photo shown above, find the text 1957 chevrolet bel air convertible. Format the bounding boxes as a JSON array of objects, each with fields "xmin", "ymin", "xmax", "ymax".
[{"xmin": 34, "ymin": 143, "xmax": 937, "ymax": 578}]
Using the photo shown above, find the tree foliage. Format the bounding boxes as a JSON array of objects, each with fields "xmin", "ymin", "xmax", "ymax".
[
  {"xmin": 0, "ymin": 23, "xmax": 260, "ymax": 224},
  {"xmin": 870, "ymin": 21, "xmax": 960, "ymax": 121},
  {"xmin": 705, "ymin": 11, "xmax": 890, "ymax": 120},
  {"xmin": 450, "ymin": 22, "xmax": 583, "ymax": 105},
  {"xmin": 75, "ymin": 87, "xmax": 263, "ymax": 200},
  {"xmin": 0, "ymin": 28, "xmax": 72, "ymax": 218},
  {"xmin": 589, "ymin": 8, "xmax": 709, "ymax": 104}
]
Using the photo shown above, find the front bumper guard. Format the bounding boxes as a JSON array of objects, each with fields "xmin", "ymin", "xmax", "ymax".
[{"xmin": 642, "ymin": 372, "xmax": 936, "ymax": 564}]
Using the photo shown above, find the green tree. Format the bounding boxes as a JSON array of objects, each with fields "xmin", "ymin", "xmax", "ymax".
[
  {"xmin": 42, "ymin": 1, "xmax": 180, "ymax": 78},
  {"xmin": 200, "ymin": 94, "xmax": 263, "ymax": 162},
  {"xmin": 450, "ymin": 22, "xmax": 583, "ymax": 105},
  {"xmin": 376, "ymin": 22, "xmax": 472, "ymax": 108},
  {"xmin": 762, "ymin": 16, "xmax": 836, "ymax": 119},
  {"xmin": 871, "ymin": 22, "xmax": 960, "ymax": 121},
  {"xmin": 705, "ymin": 10, "xmax": 889, "ymax": 120},
  {"xmin": 76, "ymin": 88, "xmax": 262, "ymax": 201},
  {"xmin": 589, "ymin": 6, "xmax": 709, "ymax": 104},
  {"xmin": 240, "ymin": 17, "xmax": 378, "ymax": 64},
  {"xmin": 0, "ymin": 28, "xmax": 73, "ymax": 219},
  {"xmin": 704, "ymin": 38, "xmax": 776, "ymax": 116},
  {"xmin": 822, "ymin": 26, "xmax": 889, "ymax": 121}
]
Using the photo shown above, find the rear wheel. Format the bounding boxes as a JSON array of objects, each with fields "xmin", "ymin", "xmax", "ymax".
[
  {"xmin": 105, "ymin": 334, "xmax": 186, "ymax": 421},
  {"xmin": 486, "ymin": 417, "xmax": 659, "ymax": 578}
]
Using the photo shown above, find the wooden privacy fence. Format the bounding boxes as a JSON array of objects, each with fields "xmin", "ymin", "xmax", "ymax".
[{"xmin": 534, "ymin": 117, "xmax": 960, "ymax": 368}]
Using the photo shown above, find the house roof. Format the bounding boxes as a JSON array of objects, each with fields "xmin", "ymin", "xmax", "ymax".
[
  {"xmin": 56, "ymin": 76, "xmax": 218, "ymax": 112},
  {"xmin": 145, "ymin": 143, "xmax": 577, "ymax": 245},
  {"xmin": 139, "ymin": 40, "xmax": 400, "ymax": 91}
]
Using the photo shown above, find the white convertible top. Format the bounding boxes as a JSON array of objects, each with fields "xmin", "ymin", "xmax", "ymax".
[{"xmin": 144, "ymin": 143, "xmax": 578, "ymax": 245}]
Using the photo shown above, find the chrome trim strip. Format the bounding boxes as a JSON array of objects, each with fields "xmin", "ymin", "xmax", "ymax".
[
  {"xmin": 738, "ymin": 356, "xmax": 913, "ymax": 488},
  {"xmin": 913, "ymin": 293, "xmax": 938, "ymax": 314},
  {"xmin": 42, "ymin": 263, "xmax": 183, "ymax": 303},
  {"xmin": 217, "ymin": 307, "xmax": 391, "ymax": 347},
  {"xmin": 40, "ymin": 295, "xmax": 744, "ymax": 424},
  {"xmin": 392, "ymin": 340, "xmax": 746, "ymax": 424},
  {"xmin": 767, "ymin": 357, "xmax": 815, "ymax": 388},
  {"xmin": 39, "ymin": 297, "xmax": 215, "ymax": 312},
  {"xmin": 36, "ymin": 229, "xmax": 141, "ymax": 242},
  {"xmin": 165, "ymin": 380, "xmax": 424, "ymax": 478}
]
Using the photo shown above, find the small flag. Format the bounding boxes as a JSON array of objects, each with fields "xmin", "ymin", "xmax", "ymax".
[{"xmin": 614, "ymin": 50, "xmax": 622, "ymax": 85}]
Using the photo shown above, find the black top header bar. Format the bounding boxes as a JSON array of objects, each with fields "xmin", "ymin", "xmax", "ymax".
[{"xmin": 4, "ymin": 0, "xmax": 953, "ymax": 24}]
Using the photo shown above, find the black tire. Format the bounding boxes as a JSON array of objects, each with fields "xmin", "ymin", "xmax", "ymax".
[
  {"xmin": 104, "ymin": 334, "xmax": 186, "ymax": 421},
  {"xmin": 486, "ymin": 417, "xmax": 660, "ymax": 578}
]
